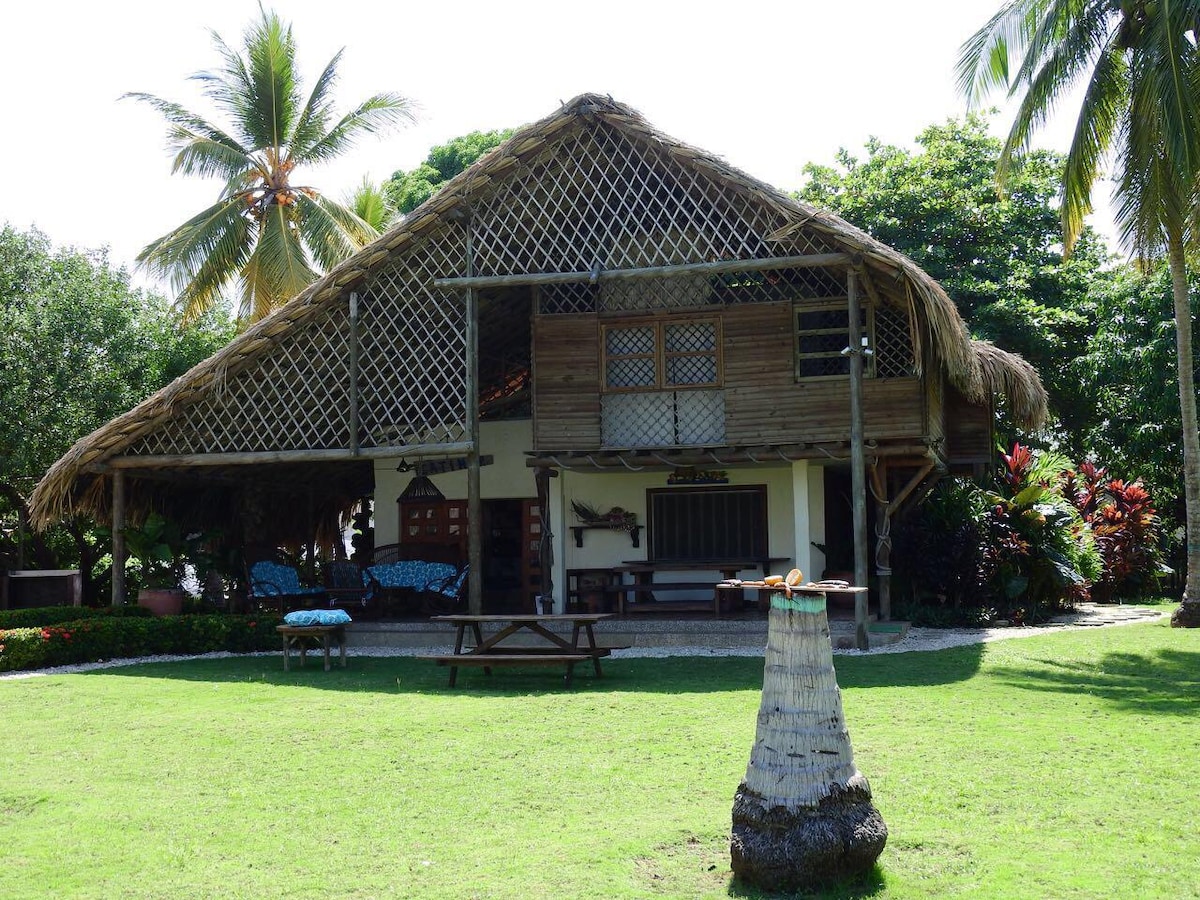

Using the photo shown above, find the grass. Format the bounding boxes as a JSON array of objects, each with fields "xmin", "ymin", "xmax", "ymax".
[{"xmin": 1, "ymin": 617, "xmax": 1197, "ymax": 899}]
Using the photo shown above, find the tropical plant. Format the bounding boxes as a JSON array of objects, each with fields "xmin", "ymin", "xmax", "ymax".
[
  {"xmin": 1060, "ymin": 461, "xmax": 1166, "ymax": 598},
  {"xmin": 127, "ymin": 9, "xmax": 413, "ymax": 324},
  {"xmin": 981, "ymin": 444, "xmax": 1102, "ymax": 622},
  {"xmin": 957, "ymin": 0, "xmax": 1200, "ymax": 627},
  {"xmin": 122, "ymin": 513, "xmax": 189, "ymax": 590}
]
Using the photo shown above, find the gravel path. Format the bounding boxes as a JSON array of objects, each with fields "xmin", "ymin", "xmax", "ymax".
[{"xmin": 0, "ymin": 604, "xmax": 1168, "ymax": 679}]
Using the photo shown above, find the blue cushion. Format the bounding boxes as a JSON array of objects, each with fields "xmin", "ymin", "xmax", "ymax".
[
  {"xmin": 250, "ymin": 561, "xmax": 326, "ymax": 598},
  {"xmin": 283, "ymin": 609, "xmax": 352, "ymax": 626}
]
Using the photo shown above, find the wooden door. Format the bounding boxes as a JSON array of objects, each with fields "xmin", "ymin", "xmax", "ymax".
[{"xmin": 519, "ymin": 499, "xmax": 543, "ymax": 613}]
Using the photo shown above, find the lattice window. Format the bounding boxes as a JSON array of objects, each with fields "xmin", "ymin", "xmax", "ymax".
[
  {"xmin": 874, "ymin": 302, "xmax": 916, "ymax": 378},
  {"xmin": 602, "ymin": 320, "xmax": 720, "ymax": 392},
  {"xmin": 793, "ymin": 299, "xmax": 915, "ymax": 380},
  {"xmin": 601, "ymin": 390, "xmax": 725, "ymax": 448},
  {"xmin": 795, "ymin": 301, "xmax": 868, "ymax": 379}
]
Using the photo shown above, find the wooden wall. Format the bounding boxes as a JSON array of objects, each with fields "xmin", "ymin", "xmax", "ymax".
[
  {"xmin": 944, "ymin": 386, "xmax": 994, "ymax": 467},
  {"xmin": 532, "ymin": 302, "xmax": 937, "ymax": 450},
  {"xmin": 532, "ymin": 314, "xmax": 601, "ymax": 448}
]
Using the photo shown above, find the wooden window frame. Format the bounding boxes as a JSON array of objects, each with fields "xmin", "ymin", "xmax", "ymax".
[
  {"xmin": 601, "ymin": 318, "xmax": 723, "ymax": 394},
  {"xmin": 793, "ymin": 299, "xmax": 877, "ymax": 381}
]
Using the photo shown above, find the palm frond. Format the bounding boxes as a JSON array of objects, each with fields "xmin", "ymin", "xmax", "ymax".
[
  {"xmin": 136, "ymin": 197, "xmax": 252, "ymax": 284},
  {"xmin": 171, "ymin": 216, "xmax": 256, "ymax": 324},
  {"xmin": 1060, "ymin": 40, "xmax": 1128, "ymax": 253},
  {"xmin": 294, "ymin": 191, "xmax": 377, "ymax": 272},
  {"xmin": 956, "ymin": 0, "xmax": 1044, "ymax": 104},
  {"xmin": 122, "ymin": 93, "xmax": 248, "ymax": 160},
  {"xmin": 170, "ymin": 134, "xmax": 260, "ymax": 183},
  {"xmin": 253, "ymin": 202, "xmax": 317, "ymax": 309},
  {"xmin": 294, "ymin": 94, "xmax": 415, "ymax": 167},
  {"xmin": 287, "ymin": 51, "xmax": 342, "ymax": 159},
  {"xmin": 997, "ymin": 3, "xmax": 1113, "ymax": 186},
  {"xmin": 344, "ymin": 177, "xmax": 397, "ymax": 233},
  {"xmin": 1134, "ymin": 0, "xmax": 1200, "ymax": 176}
]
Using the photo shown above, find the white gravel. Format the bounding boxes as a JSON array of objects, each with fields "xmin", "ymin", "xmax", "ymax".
[{"xmin": 0, "ymin": 605, "xmax": 1167, "ymax": 679}]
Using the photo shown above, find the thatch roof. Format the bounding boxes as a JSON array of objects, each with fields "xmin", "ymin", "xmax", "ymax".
[{"xmin": 31, "ymin": 93, "xmax": 1046, "ymax": 529}]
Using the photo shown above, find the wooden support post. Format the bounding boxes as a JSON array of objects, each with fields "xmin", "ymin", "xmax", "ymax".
[
  {"xmin": 462, "ymin": 212, "xmax": 483, "ymax": 616},
  {"xmin": 111, "ymin": 471, "xmax": 127, "ymax": 606},
  {"xmin": 348, "ymin": 291, "xmax": 361, "ymax": 456},
  {"xmin": 535, "ymin": 467, "xmax": 557, "ymax": 611},
  {"xmin": 848, "ymin": 268, "xmax": 869, "ymax": 650},
  {"xmin": 306, "ymin": 487, "xmax": 316, "ymax": 585}
]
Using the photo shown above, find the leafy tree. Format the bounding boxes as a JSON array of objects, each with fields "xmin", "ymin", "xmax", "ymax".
[
  {"xmin": 385, "ymin": 129, "xmax": 513, "ymax": 215},
  {"xmin": 0, "ymin": 226, "xmax": 233, "ymax": 600},
  {"xmin": 798, "ymin": 116, "xmax": 1108, "ymax": 445},
  {"xmin": 958, "ymin": 0, "xmax": 1200, "ymax": 627},
  {"xmin": 127, "ymin": 9, "xmax": 413, "ymax": 324}
]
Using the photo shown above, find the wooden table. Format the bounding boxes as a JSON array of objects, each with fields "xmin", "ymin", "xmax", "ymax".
[
  {"xmin": 424, "ymin": 614, "xmax": 619, "ymax": 687},
  {"xmin": 276, "ymin": 625, "xmax": 347, "ymax": 672},
  {"xmin": 610, "ymin": 559, "xmax": 791, "ymax": 616}
]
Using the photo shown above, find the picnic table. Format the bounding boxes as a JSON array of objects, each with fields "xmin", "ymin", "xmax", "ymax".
[{"xmin": 423, "ymin": 613, "xmax": 622, "ymax": 687}]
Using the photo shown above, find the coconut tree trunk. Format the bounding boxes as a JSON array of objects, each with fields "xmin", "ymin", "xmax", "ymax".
[
  {"xmin": 731, "ymin": 588, "xmax": 886, "ymax": 891},
  {"xmin": 1169, "ymin": 235, "xmax": 1200, "ymax": 627}
]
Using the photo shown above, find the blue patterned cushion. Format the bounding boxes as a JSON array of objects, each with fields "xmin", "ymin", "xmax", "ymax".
[
  {"xmin": 283, "ymin": 609, "xmax": 352, "ymax": 626},
  {"xmin": 368, "ymin": 561, "xmax": 459, "ymax": 591},
  {"xmin": 250, "ymin": 561, "xmax": 326, "ymax": 600}
]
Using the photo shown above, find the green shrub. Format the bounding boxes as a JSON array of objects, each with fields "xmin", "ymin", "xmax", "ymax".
[
  {"xmin": 0, "ymin": 605, "xmax": 152, "ymax": 630},
  {"xmin": 0, "ymin": 614, "xmax": 282, "ymax": 673}
]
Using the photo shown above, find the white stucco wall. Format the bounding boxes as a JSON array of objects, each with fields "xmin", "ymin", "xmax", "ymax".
[
  {"xmin": 370, "ymin": 424, "xmax": 827, "ymax": 611},
  {"xmin": 372, "ymin": 419, "xmax": 538, "ymax": 545}
]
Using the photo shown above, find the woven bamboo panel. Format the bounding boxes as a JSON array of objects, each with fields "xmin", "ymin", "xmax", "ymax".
[
  {"xmin": 601, "ymin": 389, "xmax": 725, "ymax": 447},
  {"xmin": 126, "ymin": 112, "xmax": 855, "ymax": 459},
  {"xmin": 129, "ymin": 314, "xmax": 354, "ymax": 454}
]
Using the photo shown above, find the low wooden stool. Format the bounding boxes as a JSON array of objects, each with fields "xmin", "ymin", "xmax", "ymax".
[{"xmin": 276, "ymin": 625, "xmax": 347, "ymax": 672}]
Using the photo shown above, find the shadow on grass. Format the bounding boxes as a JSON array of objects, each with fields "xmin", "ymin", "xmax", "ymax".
[
  {"xmin": 726, "ymin": 864, "xmax": 887, "ymax": 899},
  {"xmin": 992, "ymin": 646, "xmax": 1199, "ymax": 716},
  {"xmin": 79, "ymin": 641, "xmax": 986, "ymax": 695}
]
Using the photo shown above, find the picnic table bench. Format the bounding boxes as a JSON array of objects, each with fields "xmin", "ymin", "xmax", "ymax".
[{"xmin": 422, "ymin": 614, "xmax": 626, "ymax": 687}]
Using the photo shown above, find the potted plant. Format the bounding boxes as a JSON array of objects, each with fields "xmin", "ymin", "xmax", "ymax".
[{"xmin": 124, "ymin": 513, "xmax": 188, "ymax": 615}]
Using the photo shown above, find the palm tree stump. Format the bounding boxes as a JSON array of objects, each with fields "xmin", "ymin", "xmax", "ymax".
[{"xmin": 731, "ymin": 588, "xmax": 886, "ymax": 892}]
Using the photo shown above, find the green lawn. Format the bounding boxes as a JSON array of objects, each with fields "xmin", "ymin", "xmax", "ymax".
[{"xmin": 1, "ymin": 618, "xmax": 1196, "ymax": 899}]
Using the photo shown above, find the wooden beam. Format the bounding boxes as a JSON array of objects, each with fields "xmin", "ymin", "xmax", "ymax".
[
  {"xmin": 432, "ymin": 253, "xmax": 852, "ymax": 290},
  {"xmin": 463, "ymin": 215, "xmax": 483, "ymax": 617},
  {"xmin": 96, "ymin": 442, "xmax": 474, "ymax": 470},
  {"xmin": 348, "ymin": 291, "xmax": 361, "ymax": 455},
  {"xmin": 111, "ymin": 471, "xmax": 126, "ymax": 606}
]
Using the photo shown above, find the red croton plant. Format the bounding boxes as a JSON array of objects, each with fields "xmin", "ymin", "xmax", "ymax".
[{"xmin": 1059, "ymin": 461, "xmax": 1163, "ymax": 599}]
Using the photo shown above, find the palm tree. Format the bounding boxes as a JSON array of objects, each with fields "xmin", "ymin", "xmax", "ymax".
[
  {"xmin": 346, "ymin": 177, "xmax": 398, "ymax": 233},
  {"xmin": 127, "ymin": 10, "xmax": 413, "ymax": 324},
  {"xmin": 957, "ymin": 0, "xmax": 1200, "ymax": 627}
]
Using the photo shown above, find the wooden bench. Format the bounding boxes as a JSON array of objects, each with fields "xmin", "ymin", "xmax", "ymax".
[
  {"xmin": 423, "ymin": 613, "xmax": 624, "ymax": 687},
  {"xmin": 606, "ymin": 581, "xmax": 723, "ymax": 617},
  {"xmin": 423, "ymin": 650, "xmax": 621, "ymax": 687},
  {"xmin": 276, "ymin": 624, "xmax": 347, "ymax": 672}
]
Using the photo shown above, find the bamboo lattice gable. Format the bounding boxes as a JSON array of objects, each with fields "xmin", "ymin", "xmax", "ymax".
[{"xmin": 30, "ymin": 93, "xmax": 1045, "ymax": 529}]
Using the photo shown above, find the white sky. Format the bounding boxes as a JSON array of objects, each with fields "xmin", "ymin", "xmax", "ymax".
[{"xmin": 1, "ymin": 0, "xmax": 1115, "ymax": 294}]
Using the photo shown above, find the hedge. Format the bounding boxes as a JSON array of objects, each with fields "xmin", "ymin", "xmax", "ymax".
[
  {"xmin": 0, "ymin": 605, "xmax": 153, "ymax": 631},
  {"xmin": 0, "ymin": 613, "xmax": 284, "ymax": 673}
]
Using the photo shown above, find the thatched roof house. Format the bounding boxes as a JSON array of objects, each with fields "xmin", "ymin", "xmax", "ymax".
[{"xmin": 31, "ymin": 93, "xmax": 1045, "ymax": 616}]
